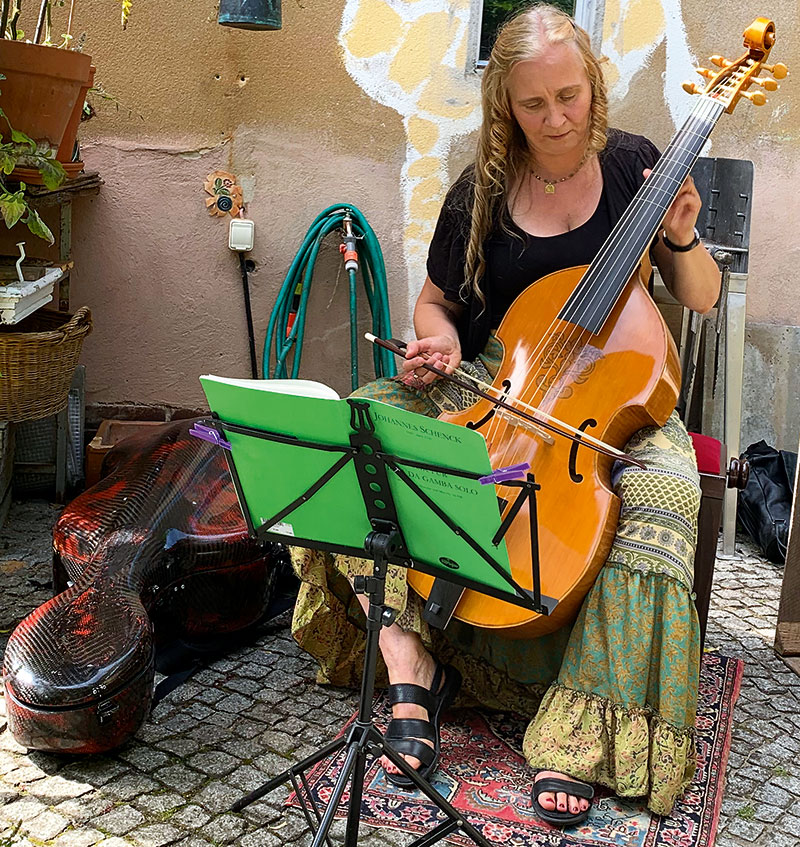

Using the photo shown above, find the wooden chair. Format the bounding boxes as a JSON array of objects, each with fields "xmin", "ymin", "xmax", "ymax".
[
  {"xmin": 689, "ymin": 432, "xmax": 748, "ymax": 648},
  {"xmin": 653, "ymin": 156, "xmax": 755, "ymax": 648}
]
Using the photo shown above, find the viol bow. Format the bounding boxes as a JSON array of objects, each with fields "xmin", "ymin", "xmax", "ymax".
[{"xmin": 366, "ymin": 333, "xmax": 647, "ymax": 468}]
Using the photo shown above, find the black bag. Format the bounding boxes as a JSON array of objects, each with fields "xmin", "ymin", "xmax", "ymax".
[{"xmin": 737, "ymin": 440, "xmax": 797, "ymax": 564}]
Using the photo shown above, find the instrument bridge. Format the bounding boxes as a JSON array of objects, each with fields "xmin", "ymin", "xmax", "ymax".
[{"xmin": 495, "ymin": 407, "xmax": 555, "ymax": 444}]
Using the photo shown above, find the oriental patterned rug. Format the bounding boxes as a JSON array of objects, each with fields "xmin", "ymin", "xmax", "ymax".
[{"xmin": 287, "ymin": 652, "xmax": 742, "ymax": 847}]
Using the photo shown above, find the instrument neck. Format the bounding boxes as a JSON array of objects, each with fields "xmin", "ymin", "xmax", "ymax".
[{"xmin": 561, "ymin": 97, "xmax": 726, "ymax": 333}]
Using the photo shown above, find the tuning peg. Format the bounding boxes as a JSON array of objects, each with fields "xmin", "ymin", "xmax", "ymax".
[
  {"xmin": 709, "ymin": 55, "xmax": 731, "ymax": 68},
  {"xmin": 751, "ymin": 76, "xmax": 779, "ymax": 91},
  {"xmin": 763, "ymin": 62, "xmax": 788, "ymax": 79},
  {"xmin": 695, "ymin": 67, "xmax": 715, "ymax": 79},
  {"xmin": 741, "ymin": 90, "xmax": 767, "ymax": 105},
  {"xmin": 682, "ymin": 81, "xmax": 704, "ymax": 95}
]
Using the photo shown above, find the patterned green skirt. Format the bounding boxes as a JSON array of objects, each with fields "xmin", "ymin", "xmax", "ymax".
[{"xmin": 290, "ymin": 337, "xmax": 701, "ymax": 816}]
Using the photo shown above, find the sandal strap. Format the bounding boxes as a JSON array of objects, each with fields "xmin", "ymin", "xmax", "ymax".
[
  {"xmin": 385, "ymin": 718, "xmax": 435, "ymax": 744},
  {"xmin": 533, "ymin": 777, "xmax": 594, "ymax": 801},
  {"xmin": 385, "ymin": 736, "xmax": 436, "ymax": 767},
  {"xmin": 387, "ymin": 683, "xmax": 434, "ymax": 712},
  {"xmin": 429, "ymin": 661, "xmax": 445, "ymax": 696}
]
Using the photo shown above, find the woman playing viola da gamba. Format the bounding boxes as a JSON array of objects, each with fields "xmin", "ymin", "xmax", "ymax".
[{"xmin": 291, "ymin": 3, "xmax": 720, "ymax": 824}]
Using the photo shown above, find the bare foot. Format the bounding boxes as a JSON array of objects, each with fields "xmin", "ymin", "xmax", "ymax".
[
  {"xmin": 349, "ymin": 592, "xmax": 446, "ymax": 781},
  {"xmin": 380, "ymin": 650, "xmax": 437, "ymax": 777},
  {"xmin": 534, "ymin": 771, "xmax": 592, "ymax": 817}
]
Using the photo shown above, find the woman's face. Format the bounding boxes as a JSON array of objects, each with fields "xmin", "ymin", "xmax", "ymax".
[{"xmin": 507, "ymin": 41, "xmax": 593, "ymax": 161}]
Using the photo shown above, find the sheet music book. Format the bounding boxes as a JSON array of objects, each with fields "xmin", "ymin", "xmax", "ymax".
[{"xmin": 200, "ymin": 375, "xmax": 518, "ymax": 597}]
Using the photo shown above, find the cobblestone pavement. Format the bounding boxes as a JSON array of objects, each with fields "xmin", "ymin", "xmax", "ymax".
[{"xmin": 1, "ymin": 499, "xmax": 799, "ymax": 847}]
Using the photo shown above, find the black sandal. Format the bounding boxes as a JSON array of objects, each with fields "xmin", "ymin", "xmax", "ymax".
[
  {"xmin": 531, "ymin": 773, "xmax": 594, "ymax": 827},
  {"xmin": 383, "ymin": 662, "xmax": 461, "ymax": 788}
]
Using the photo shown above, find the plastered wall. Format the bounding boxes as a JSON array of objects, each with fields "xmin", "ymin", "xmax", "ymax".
[{"xmin": 33, "ymin": 0, "xmax": 799, "ymax": 421}]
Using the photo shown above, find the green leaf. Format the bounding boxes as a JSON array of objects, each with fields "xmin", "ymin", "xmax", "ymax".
[
  {"xmin": 24, "ymin": 209, "xmax": 55, "ymax": 244},
  {"xmin": 10, "ymin": 128, "xmax": 30, "ymax": 144},
  {"xmin": 10, "ymin": 129, "xmax": 36, "ymax": 151},
  {"xmin": 0, "ymin": 149, "xmax": 18, "ymax": 175},
  {"xmin": 0, "ymin": 191, "xmax": 28, "ymax": 228},
  {"xmin": 34, "ymin": 156, "xmax": 68, "ymax": 191}
]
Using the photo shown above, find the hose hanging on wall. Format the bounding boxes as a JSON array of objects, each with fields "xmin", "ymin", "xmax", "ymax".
[{"xmin": 263, "ymin": 205, "xmax": 396, "ymax": 390}]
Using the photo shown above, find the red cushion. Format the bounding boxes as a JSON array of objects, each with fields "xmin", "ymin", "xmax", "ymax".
[{"xmin": 689, "ymin": 431, "xmax": 722, "ymax": 475}]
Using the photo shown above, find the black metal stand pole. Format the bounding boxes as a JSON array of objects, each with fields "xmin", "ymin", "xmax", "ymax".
[
  {"xmin": 217, "ymin": 398, "xmax": 554, "ymax": 847},
  {"xmin": 230, "ymin": 528, "xmax": 494, "ymax": 847}
]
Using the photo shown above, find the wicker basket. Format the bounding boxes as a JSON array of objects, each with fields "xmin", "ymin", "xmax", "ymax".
[{"xmin": 0, "ymin": 307, "xmax": 92, "ymax": 423}]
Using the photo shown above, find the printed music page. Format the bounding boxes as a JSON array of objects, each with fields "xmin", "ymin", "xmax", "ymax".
[{"xmin": 200, "ymin": 375, "xmax": 516, "ymax": 597}]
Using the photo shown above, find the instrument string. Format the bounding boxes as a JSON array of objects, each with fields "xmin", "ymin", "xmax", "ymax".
[
  {"xmin": 526, "ymin": 96, "xmax": 726, "ymax": 406},
  {"xmin": 525, "ymin": 97, "xmax": 724, "ymax": 425},
  {"xmin": 534, "ymin": 72, "xmax": 746, "ymax": 405},
  {"xmin": 482, "ymin": 96, "xmax": 715, "ymax": 466},
  {"xmin": 560, "ymin": 70, "xmax": 744, "ymax": 335},
  {"xmin": 486, "ymin": 95, "xmax": 724, "ymax": 470},
  {"xmin": 459, "ymin": 61, "xmax": 748, "ymax": 471}
]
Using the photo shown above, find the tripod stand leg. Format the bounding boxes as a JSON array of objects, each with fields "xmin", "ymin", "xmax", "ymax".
[
  {"xmin": 309, "ymin": 742, "xmax": 362, "ymax": 847},
  {"xmin": 377, "ymin": 734, "xmax": 494, "ymax": 847},
  {"xmin": 230, "ymin": 735, "xmax": 346, "ymax": 812},
  {"xmin": 343, "ymin": 741, "xmax": 369, "ymax": 846},
  {"xmin": 406, "ymin": 819, "xmax": 461, "ymax": 847},
  {"xmin": 289, "ymin": 770, "xmax": 338, "ymax": 847}
]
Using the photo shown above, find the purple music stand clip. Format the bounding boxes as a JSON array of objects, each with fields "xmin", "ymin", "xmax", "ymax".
[
  {"xmin": 479, "ymin": 461, "xmax": 530, "ymax": 485},
  {"xmin": 189, "ymin": 422, "xmax": 231, "ymax": 451}
]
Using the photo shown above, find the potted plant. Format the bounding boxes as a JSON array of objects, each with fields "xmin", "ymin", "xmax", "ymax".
[
  {"xmin": 0, "ymin": 110, "xmax": 66, "ymax": 243},
  {"xmin": 1, "ymin": 0, "xmax": 130, "ymax": 242},
  {"xmin": 0, "ymin": 0, "xmax": 130, "ymax": 175}
]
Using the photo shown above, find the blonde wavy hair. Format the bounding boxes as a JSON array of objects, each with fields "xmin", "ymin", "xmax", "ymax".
[{"xmin": 463, "ymin": 3, "xmax": 608, "ymax": 305}]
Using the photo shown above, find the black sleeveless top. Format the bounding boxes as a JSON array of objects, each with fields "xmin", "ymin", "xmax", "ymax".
[{"xmin": 426, "ymin": 129, "xmax": 661, "ymax": 360}]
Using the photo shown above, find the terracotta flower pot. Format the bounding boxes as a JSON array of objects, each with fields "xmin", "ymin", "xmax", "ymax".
[
  {"xmin": 57, "ymin": 62, "xmax": 96, "ymax": 164},
  {"xmin": 0, "ymin": 40, "xmax": 94, "ymax": 170}
]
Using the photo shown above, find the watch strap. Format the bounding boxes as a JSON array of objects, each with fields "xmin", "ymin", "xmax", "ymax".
[{"xmin": 661, "ymin": 227, "xmax": 701, "ymax": 253}]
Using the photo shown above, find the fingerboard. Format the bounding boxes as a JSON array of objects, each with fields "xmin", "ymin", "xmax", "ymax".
[{"xmin": 560, "ymin": 97, "xmax": 726, "ymax": 334}]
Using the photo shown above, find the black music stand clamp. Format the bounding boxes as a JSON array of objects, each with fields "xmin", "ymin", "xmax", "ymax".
[{"xmin": 196, "ymin": 399, "xmax": 554, "ymax": 847}]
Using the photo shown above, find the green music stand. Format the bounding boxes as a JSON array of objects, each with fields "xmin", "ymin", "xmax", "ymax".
[{"xmin": 195, "ymin": 375, "xmax": 557, "ymax": 847}]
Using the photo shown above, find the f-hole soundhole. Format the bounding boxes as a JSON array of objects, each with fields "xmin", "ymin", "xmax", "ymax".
[
  {"xmin": 569, "ymin": 418, "xmax": 598, "ymax": 483},
  {"xmin": 466, "ymin": 380, "xmax": 512, "ymax": 431}
]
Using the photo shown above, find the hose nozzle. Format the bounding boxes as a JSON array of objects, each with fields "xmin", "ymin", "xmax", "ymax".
[{"xmin": 340, "ymin": 211, "xmax": 359, "ymax": 272}]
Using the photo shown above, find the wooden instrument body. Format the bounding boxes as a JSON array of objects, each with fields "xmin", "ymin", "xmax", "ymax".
[
  {"xmin": 403, "ymin": 15, "xmax": 784, "ymax": 637},
  {"xmin": 407, "ymin": 261, "xmax": 681, "ymax": 638}
]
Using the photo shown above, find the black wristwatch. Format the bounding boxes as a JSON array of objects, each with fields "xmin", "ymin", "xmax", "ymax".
[{"xmin": 661, "ymin": 227, "xmax": 701, "ymax": 252}]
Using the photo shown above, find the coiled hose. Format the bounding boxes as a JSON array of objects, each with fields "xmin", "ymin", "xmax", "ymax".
[{"xmin": 262, "ymin": 205, "xmax": 396, "ymax": 390}]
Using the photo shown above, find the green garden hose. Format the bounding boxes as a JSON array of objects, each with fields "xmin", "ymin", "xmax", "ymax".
[{"xmin": 263, "ymin": 205, "xmax": 397, "ymax": 390}]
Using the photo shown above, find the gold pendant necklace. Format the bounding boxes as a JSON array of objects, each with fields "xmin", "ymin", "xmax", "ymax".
[{"xmin": 530, "ymin": 155, "xmax": 588, "ymax": 195}]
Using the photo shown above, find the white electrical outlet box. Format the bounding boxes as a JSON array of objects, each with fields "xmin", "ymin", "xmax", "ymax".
[{"xmin": 229, "ymin": 218, "xmax": 255, "ymax": 251}]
